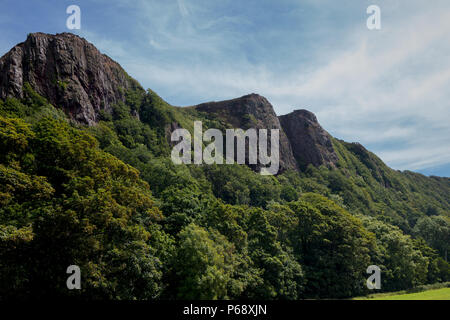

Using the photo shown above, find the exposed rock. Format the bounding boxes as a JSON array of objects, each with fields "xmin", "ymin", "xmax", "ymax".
[
  {"xmin": 0, "ymin": 32, "xmax": 141, "ymax": 125},
  {"xmin": 279, "ymin": 109, "xmax": 338, "ymax": 169},
  {"xmin": 0, "ymin": 32, "xmax": 340, "ymax": 173},
  {"xmin": 195, "ymin": 94, "xmax": 298, "ymax": 172}
]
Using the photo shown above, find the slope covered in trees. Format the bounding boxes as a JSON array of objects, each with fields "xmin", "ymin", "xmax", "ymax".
[{"xmin": 0, "ymin": 82, "xmax": 449, "ymax": 300}]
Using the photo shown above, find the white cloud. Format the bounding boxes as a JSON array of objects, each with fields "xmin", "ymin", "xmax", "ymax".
[{"xmin": 177, "ymin": 0, "xmax": 190, "ymax": 18}]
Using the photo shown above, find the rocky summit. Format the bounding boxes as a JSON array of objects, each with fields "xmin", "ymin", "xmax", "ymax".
[
  {"xmin": 0, "ymin": 32, "xmax": 141, "ymax": 125},
  {"xmin": 279, "ymin": 109, "xmax": 338, "ymax": 169}
]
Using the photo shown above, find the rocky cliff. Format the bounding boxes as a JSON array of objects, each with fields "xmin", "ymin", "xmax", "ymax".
[
  {"xmin": 279, "ymin": 109, "xmax": 338, "ymax": 169},
  {"xmin": 0, "ymin": 32, "xmax": 141, "ymax": 125},
  {"xmin": 194, "ymin": 97, "xmax": 339, "ymax": 171},
  {"xmin": 195, "ymin": 94, "xmax": 298, "ymax": 172}
]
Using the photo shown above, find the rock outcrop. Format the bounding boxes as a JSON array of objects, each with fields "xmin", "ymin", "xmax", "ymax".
[
  {"xmin": 279, "ymin": 109, "xmax": 338, "ymax": 169},
  {"xmin": 0, "ymin": 32, "xmax": 141, "ymax": 125},
  {"xmin": 195, "ymin": 94, "xmax": 298, "ymax": 172}
]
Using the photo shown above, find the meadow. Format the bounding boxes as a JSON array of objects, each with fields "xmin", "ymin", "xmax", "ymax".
[{"xmin": 355, "ymin": 286, "xmax": 450, "ymax": 300}]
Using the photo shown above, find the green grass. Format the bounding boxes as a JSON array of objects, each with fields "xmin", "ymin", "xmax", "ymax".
[{"xmin": 355, "ymin": 288, "xmax": 450, "ymax": 300}]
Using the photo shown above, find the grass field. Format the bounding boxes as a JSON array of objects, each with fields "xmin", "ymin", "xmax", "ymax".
[{"xmin": 355, "ymin": 288, "xmax": 450, "ymax": 300}]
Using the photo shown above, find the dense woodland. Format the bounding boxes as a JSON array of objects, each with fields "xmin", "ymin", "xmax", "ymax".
[{"xmin": 0, "ymin": 84, "xmax": 449, "ymax": 299}]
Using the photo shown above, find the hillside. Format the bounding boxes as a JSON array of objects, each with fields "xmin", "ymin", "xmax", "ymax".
[{"xmin": 0, "ymin": 33, "xmax": 449, "ymax": 300}]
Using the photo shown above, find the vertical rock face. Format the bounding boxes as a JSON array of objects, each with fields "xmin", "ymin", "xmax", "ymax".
[
  {"xmin": 279, "ymin": 109, "xmax": 338, "ymax": 169},
  {"xmin": 194, "ymin": 95, "xmax": 340, "ymax": 172},
  {"xmin": 195, "ymin": 94, "xmax": 298, "ymax": 172},
  {"xmin": 0, "ymin": 32, "xmax": 141, "ymax": 125}
]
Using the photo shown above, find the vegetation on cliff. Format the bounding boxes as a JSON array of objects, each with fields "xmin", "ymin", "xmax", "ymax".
[{"xmin": 0, "ymin": 84, "xmax": 448, "ymax": 300}]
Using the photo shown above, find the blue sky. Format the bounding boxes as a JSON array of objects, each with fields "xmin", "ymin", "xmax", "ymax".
[{"xmin": 1, "ymin": 0, "xmax": 449, "ymax": 177}]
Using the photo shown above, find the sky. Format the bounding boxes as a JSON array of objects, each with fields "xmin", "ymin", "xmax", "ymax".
[{"xmin": 1, "ymin": 0, "xmax": 449, "ymax": 177}]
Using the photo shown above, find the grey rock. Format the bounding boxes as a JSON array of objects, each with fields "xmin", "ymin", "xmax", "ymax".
[
  {"xmin": 195, "ymin": 94, "xmax": 298, "ymax": 173},
  {"xmin": 279, "ymin": 109, "xmax": 338, "ymax": 169},
  {"xmin": 0, "ymin": 32, "xmax": 141, "ymax": 125}
]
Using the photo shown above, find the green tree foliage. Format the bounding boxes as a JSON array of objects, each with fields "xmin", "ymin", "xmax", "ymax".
[
  {"xmin": 172, "ymin": 223, "xmax": 237, "ymax": 299},
  {"xmin": 288, "ymin": 194, "xmax": 375, "ymax": 298},
  {"xmin": 413, "ymin": 216, "xmax": 450, "ymax": 261},
  {"xmin": 361, "ymin": 216, "xmax": 434, "ymax": 291},
  {"xmin": 240, "ymin": 207, "xmax": 304, "ymax": 299},
  {"xmin": 0, "ymin": 115, "xmax": 165, "ymax": 299}
]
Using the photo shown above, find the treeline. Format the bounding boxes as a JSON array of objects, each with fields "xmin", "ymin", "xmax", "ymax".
[{"xmin": 0, "ymin": 86, "xmax": 449, "ymax": 299}]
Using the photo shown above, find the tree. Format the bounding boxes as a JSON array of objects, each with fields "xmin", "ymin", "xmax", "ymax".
[
  {"xmin": 173, "ymin": 223, "xmax": 237, "ymax": 299},
  {"xmin": 288, "ymin": 194, "xmax": 375, "ymax": 298},
  {"xmin": 413, "ymin": 216, "xmax": 450, "ymax": 261},
  {"xmin": 362, "ymin": 216, "xmax": 429, "ymax": 291},
  {"xmin": 241, "ymin": 207, "xmax": 304, "ymax": 299}
]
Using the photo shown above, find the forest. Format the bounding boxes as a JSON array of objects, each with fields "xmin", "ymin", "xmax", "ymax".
[{"xmin": 0, "ymin": 83, "xmax": 449, "ymax": 300}]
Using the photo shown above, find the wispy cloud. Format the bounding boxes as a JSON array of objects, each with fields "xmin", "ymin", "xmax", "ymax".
[{"xmin": 177, "ymin": 0, "xmax": 190, "ymax": 18}]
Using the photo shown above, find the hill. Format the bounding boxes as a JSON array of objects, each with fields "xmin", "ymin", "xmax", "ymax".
[{"xmin": 0, "ymin": 33, "xmax": 449, "ymax": 299}]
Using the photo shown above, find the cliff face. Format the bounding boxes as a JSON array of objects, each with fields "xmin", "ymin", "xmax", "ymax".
[
  {"xmin": 195, "ymin": 94, "xmax": 298, "ymax": 172},
  {"xmin": 194, "ymin": 97, "xmax": 341, "ymax": 172},
  {"xmin": 279, "ymin": 109, "xmax": 338, "ymax": 169},
  {"xmin": 0, "ymin": 32, "xmax": 141, "ymax": 125}
]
